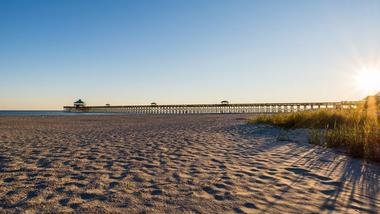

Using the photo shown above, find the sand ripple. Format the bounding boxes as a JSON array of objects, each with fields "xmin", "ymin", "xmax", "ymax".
[{"xmin": 0, "ymin": 115, "xmax": 379, "ymax": 213}]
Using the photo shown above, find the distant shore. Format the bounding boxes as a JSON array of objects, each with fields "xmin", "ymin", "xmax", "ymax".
[{"xmin": 0, "ymin": 115, "xmax": 379, "ymax": 213}]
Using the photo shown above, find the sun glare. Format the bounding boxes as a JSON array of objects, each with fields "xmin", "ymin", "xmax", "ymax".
[{"xmin": 355, "ymin": 66, "xmax": 380, "ymax": 94}]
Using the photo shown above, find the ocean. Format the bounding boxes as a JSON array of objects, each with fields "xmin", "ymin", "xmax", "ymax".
[{"xmin": 0, "ymin": 111, "xmax": 129, "ymax": 116}]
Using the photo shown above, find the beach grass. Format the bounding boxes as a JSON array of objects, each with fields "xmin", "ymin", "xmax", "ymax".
[{"xmin": 248, "ymin": 97, "xmax": 380, "ymax": 161}]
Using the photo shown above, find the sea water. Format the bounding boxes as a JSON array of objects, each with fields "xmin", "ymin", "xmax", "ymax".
[{"xmin": 0, "ymin": 111, "xmax": 131, "ymax": 116}]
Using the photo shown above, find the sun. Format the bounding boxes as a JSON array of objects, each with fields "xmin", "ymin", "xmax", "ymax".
[{"xmin": 355, "ymin": 66, "xmax": 380, "ymax": 94}]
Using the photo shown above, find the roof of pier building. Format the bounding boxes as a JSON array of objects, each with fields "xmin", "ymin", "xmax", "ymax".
[
  {"xmin": 74, "ymin": 99, "xmax": 86, "ymax": 107},
  {"xmin": 74, "ymin": 99, "xmax": 85, "ymax": 104}
]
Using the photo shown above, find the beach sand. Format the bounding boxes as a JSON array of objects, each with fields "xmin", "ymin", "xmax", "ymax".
[{"xmin": 0, "ymin": 115, "xmax": 379, "ymax": 213}]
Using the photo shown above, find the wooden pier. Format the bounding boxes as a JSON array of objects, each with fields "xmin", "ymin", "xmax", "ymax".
[{"xmin": 63, "ymin": 101, "xmax": 359, "ymax": 114}]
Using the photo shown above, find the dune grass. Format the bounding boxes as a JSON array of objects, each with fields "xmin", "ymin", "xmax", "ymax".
[{"xmin": 248, "ymin": 98, "xmax": 380, "ymax": 161}]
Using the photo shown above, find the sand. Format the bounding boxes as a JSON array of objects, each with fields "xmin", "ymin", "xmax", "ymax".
[{"xmin": 0, "ymin": 114, "xmax": 379, "ymax": 213}]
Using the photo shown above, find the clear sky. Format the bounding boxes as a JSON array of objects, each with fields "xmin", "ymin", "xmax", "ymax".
[{"xmin": 1, "ymin": 0, "xmax": 380, "ymax": 110}]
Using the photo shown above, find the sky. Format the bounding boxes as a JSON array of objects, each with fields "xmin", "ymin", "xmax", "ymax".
[{"xmin": 1, "ymin": 0, "xmax": 380, "ymax": 110}]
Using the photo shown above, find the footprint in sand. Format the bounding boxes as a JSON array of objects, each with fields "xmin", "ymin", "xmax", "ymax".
[
  {"xmin": 234, "ymin": 173, "xmax": 245, "ymax": 178},
  {"xmin": 79, "ymin": 193, "xmax": 107, "ymax": 201},
  {"xmin": 35, "ymin": 181, "xmax": 48, "ymax": 190},
  {"xmin": 172, "ymin": 172, "xmax": 181, "ymax": 183},
  {"xmin": 244, "ymin": 202, "xmax": 257, "ymax": 209},
  {"xmin": 233, "ymin": 207, "xmax": 246, "ymax": 214},
  {"xmin": 109, "ymin": 181, "xmax": 120, "ymax": 189},
  {"xmin": 258, "ymin": 174, "xmax": 275, "ymax": 180},
  {"xmin": 151, "ymin": 189, "xmax": 163, "ymax": 196},
  {"xmin": 37, "ymin": 158, "xmax": 52, "ymax": 168},
  {"xmin": 321, "ymin": 180, "xmax": 344, "ymax": 187},
  {"xmin": 224, "ymin": 180, "xmax": 234, "ymax": 186},
  {"xmin": 214, "ymin": 192, "xmax": 233, "ymax": 201},
  {"xmin": 320, "ymin": 189, "xmax": 337, "ymax": 196},
  {"xmin": 70, "ymin": 203, "xmax": 81, "ymax": 209},
  {"xmin": 285, "ymin": 167, "xmax": 331, "ymax": 181},
  {"xmin": 64, "ymin": 182, "xmax": 86, "ymax": 188},
  {"xmin": 3, "ymin": 177, "xmax": 16, "ymax": 183},
  {"xmin": 214, "ymin": 183, "xmax": 228, "ymax": 189},
  {"xmin": 132, "ymin": 175, "xmax": 144, "ymax": 183},
  {"xmin": 55, "ymin": 187, "xmax": 65, "ymax": 193},
  {"xmin": 233, "ymin": 202, "xmax": 257, "ymax": 214},
  {"xmin": 27, "ymin": 190, "xmax": 38, "ymax": 199},
  {"xmin": 5, "ymin": 190, "xmax": 18, "ymax": 196},
  {"xmin": 285, "ymin": 167, "xmax": 310, "ymax": 175},
  {"xmin": 59, "ymin": 198, "xmax": 70, "ymax": 206},
  {"xmin": 210, "ymin": 194, "xmax": 223, "ymax": 201},
  {"xmin": 202, "ymin": 186, "xmax": 218, "ymax": 195}
]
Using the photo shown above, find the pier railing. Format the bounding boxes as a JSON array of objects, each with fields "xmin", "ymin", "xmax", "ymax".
[{"xmin": 63, "ymin": 101, "xmax": 359, "ymax": 114}]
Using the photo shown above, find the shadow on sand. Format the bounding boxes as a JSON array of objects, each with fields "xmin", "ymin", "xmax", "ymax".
[{"xmin": 225, "ymin": 123, "xmax": 380, "ymax": 213}]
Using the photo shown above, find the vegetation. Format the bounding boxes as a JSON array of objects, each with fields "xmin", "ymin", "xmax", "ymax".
[{"xmin": 248, "ymin": 97, "xmax": 380, "ymax": 161}]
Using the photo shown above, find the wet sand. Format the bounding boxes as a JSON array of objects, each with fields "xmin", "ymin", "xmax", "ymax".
[{"xmin": 0, "ymin": 115, "xmax": 379, "ymax": 213}]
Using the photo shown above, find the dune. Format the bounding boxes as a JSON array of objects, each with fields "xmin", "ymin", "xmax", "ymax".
[{"xmin": 0, "ymin": 115, "xmax": 379, "ymax": 213}]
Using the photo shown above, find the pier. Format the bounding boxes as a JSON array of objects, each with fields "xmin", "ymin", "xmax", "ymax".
[{"xmin": 64, "ymin": 101, "xmax": 359, "ymax": 114}]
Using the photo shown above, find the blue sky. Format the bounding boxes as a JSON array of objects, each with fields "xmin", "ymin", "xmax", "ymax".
[{"xmin": 1, "ymin": 0, "xmax": 380, "ymax": 110}]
